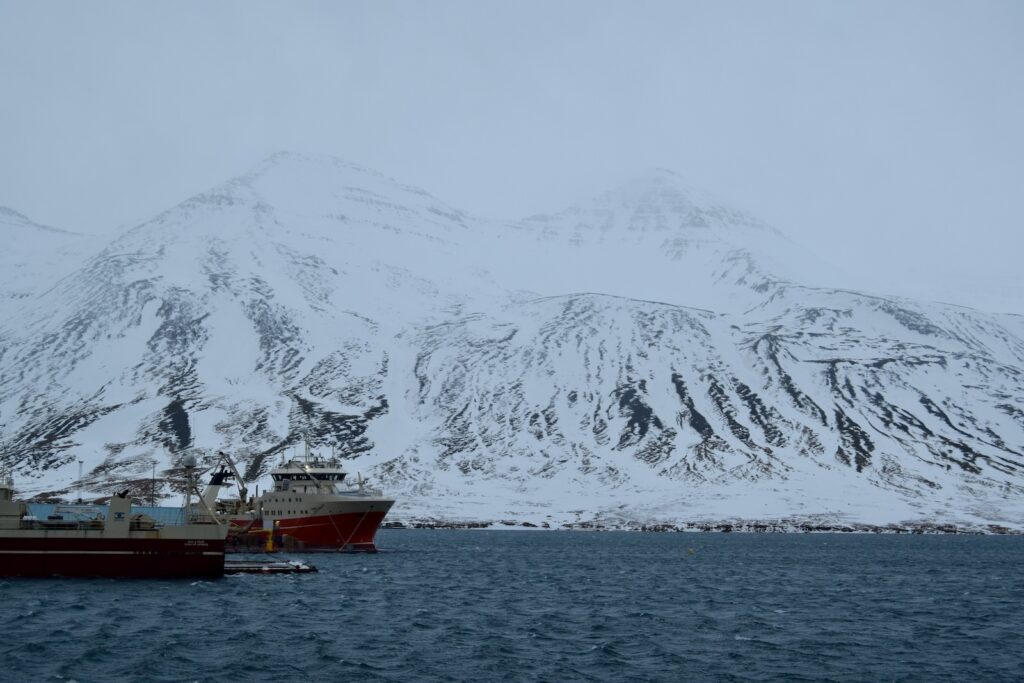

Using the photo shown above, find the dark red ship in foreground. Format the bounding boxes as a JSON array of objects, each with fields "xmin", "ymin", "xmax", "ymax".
[{"xmin": 0, "ymin": 468, "xmax": 227, "ymax": 578}]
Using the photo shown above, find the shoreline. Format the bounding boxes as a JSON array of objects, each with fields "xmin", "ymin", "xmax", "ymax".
[
  {"xmin": 27, "ymin": 495, "xmax": 1022, "ymax": 536},
  {"xmin": 384, "ymin": 519, "xmax": 1024, "ymax": 535}
]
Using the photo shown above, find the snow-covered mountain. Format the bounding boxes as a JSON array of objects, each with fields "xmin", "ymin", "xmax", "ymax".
[
  {"xmin": 0, "ymin": 207, "xmax": 93, "ymax": 302},
  {"xmin": 1, "ymin": 152, "xmax": 1022, "ymax": 531}
]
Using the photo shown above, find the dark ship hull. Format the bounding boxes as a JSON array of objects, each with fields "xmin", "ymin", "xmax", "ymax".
[{"xmin": 0, "ymin": 536, "xmax": 226, "ymax": 578}]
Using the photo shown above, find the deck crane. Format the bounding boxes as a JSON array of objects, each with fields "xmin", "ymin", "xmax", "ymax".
[{"xmin": 200, "ymin": 451, "xmax": 251, "ymax": 513}]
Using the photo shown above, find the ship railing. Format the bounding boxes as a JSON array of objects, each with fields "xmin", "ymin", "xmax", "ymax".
[
  {"xmin": 339, "ymin": 486, "xmax": 383, "ymax": 497},
  {"xmin": 22, "ymin": 503, "xmax": 228, "ymax": 528},
  {"xmin": 188, "ymin": 512, "xmax": 218, "ymax": 525},
  {"xmin": 20, "ymin": 517, "xmax": 105, "ymax": 531},
  {"xmin": 54, "ymin": 505, "xmax": 105, "ymax": 518}
]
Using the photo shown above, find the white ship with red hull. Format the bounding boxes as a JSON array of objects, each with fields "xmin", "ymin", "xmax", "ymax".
[
  {"xmin": 211, "ymin": 450, "xmax": 395, "ymax": 553},
  {"xmin": 0, "ymin": 470, "xmax": 227, "ymax": 578}
]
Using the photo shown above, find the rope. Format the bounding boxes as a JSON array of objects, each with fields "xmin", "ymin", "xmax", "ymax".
[{"xmin": 339, "ymin": 508, "xmax": 372, "ymax": 550}]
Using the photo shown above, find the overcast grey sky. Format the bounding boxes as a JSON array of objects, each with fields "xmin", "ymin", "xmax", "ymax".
[{"xmin": 1, "ymin": 1, "xmax": 1021, "ymax": 312}]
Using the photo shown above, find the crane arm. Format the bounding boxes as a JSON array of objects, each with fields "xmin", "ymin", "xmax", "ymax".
[{"xmin": 216, "ymin": 450, "xmax": 250, "ymax": 504}]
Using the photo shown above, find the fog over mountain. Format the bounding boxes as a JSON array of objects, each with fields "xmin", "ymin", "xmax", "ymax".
[
  {"xmin": 1, "ymin": 153, "xmax": 1022, "ymax": 531},
  {"xmin": 2, "ymin": 2, "xmax": 1021, "ymax": 317},
  {"xmin": 0, "ymin": 207, "xmax": 95, "ymax": 302}
]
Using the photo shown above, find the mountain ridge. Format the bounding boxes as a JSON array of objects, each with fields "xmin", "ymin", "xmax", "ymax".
[{"xmin": 0, "ymin": 153, "xmax": 1021, "ymax": 531}]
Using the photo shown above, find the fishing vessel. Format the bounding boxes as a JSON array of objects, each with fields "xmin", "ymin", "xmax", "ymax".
[
  {"xmin": 207, "ymin": 448, "xmax": 395, "ymax": 552},
  {"xmin": 0, "ymin": 461, "xmax": 227, "ymax": 578}
]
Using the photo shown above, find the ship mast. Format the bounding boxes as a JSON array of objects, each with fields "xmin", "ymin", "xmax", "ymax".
[{"xmin": 183, "ymin": 454, "xmax": 196, "ymax": 521}]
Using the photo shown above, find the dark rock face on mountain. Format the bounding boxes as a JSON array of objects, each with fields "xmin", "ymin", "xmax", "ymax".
[{"xmin": 1, "ymin": 153, "xmax": 1021, "ymax": 529}]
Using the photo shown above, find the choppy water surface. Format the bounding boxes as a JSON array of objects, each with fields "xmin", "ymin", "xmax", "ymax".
[{"xmin": 2, "ymin": 531, "xmax": 1022, "ymax": 682}]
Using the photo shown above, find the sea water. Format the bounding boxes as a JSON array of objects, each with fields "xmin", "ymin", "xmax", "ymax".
[{"xmin": 2, "ymin": 530, "xmax": 1022, "ymax": 682}]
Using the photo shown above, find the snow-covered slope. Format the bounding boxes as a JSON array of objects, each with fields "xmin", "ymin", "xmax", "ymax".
[
  {"xmin": 0, "ymin": 207, "xmax": 93, "ymax": 302},
  {"xmin": 1, "ymin": 153, "xmax": 1021, "ymax": 530}
]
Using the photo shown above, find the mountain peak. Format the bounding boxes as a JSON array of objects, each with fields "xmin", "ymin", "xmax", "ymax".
[
  {"xmin": 0, "ymin": 206, "xmax": 31, "ymax": 222},
  {"xmin": 600, "ymin": 168, "xmax": 762, "ymax": 225},
  {"xmin": 0, "ymin": 206, "xmax": 78, "ymax": 235},
  {"xmin": 160, "ymin": 151, "xmax": 466, "ymax": 228},
  {"xmin": 244, "ymin": 151, "xmax": 394, "ymax": 185},
  {"xmin": 526, "ymin": 167, "xmax": 774, "ymax": 236}
]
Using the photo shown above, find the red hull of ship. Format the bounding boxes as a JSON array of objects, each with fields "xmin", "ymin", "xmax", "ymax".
[
  {"xmin": 0, "ymin": 537, "xmax": 226, "ymax": 578},
  {"xmin": 228, "ymin": 510, "xmax": 389, "ymax": 552}
]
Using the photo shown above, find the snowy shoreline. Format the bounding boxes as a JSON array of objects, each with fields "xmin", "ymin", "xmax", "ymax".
[{"xmin": 385, "ymin": 518, "xmax": 1024, "ymax": 535}]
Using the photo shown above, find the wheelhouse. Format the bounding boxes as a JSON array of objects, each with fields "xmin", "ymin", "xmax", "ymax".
[{"xmin": 269, "ymin": 458, "xmax": 348, "ymax": 494}]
